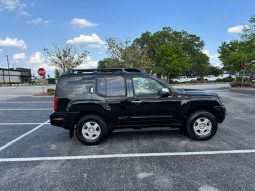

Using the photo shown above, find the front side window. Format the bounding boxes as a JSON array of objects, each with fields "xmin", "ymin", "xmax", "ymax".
[
  {"xmin": 132, "ymin": 77, "xmax": 164, "ymax": 95},
  {"xmin": 97, "ymin": 76, "xmax": 126, "ymax": 97}
]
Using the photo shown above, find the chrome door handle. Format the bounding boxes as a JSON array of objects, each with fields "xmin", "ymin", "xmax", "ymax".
[{"xmin": 131, "ymin": 100, "xmax": 142, "ymax": 104}]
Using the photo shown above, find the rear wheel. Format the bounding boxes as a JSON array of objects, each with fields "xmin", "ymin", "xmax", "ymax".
[
  {"xmin": 76, "ymin": 115, "xmax": 108, "ymax": 145},
  {"xmin": 186, "ymin": 111, "xmax": 217, "ymax": 141}
]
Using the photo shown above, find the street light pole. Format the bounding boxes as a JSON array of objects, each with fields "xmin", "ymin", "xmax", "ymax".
[{"xmin": 5, "ymin": 55, "xmax": 10, "ymax": 84}]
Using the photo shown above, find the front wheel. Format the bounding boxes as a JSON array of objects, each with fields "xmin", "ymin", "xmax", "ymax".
[
  {"xmin": 186, "ymin": 111, "xmax": 217, "ymax": 141},
  {"xmin": 76, "ymin": 115, "xmax": 108, "ymax": 145}
]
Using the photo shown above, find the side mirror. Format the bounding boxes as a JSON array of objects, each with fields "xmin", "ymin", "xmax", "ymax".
[{"xmin": 159, "ymin": 88, "xmax": 171, "ymax": 97}]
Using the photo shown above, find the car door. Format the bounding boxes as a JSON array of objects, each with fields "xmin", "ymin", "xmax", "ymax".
[
  {"xmin": 95, "ymin": 75, "xmax": 129, "ymax": 126},
  {"xmin": 125, "ymin": 76, "xmax": 179, "ymax": 127}
]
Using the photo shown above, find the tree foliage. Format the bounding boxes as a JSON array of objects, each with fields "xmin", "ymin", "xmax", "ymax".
[
  {"xmin": 134, "ymin": 27, "xmax": 208, "ymax": 76},
  {"xmin": 99, "ymin": 27, "xmax": 211, "ymax": 78},
  {"xmin": 189, "ymin": 52, "xmax": 210, "ymax": 77},
  {"xmin": 207, "ymin": 65, "xmax": 223, "ymax": 76},
  {"xmin": 98, "ymin": 38, "xmax": 153, "ymax": 70},
  {"xmin": 54, "ymin": 69, "xmax": 60, "ymax": 80},
  {"xmin": 43, "ymin": 43, "xmax": 89, "ymax": 73},
  {"xmin": 218, "ymin": 16, "xmax": 255, "ymax": 73},
  {"xmin": 155, "ymin": 44, "xmax": 189, "ymax": 77}
]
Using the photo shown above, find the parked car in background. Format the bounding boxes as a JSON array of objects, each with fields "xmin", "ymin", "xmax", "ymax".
[
  {"xmin": 172, "ymin": 76, "xmax": 197, "ymax": 83},
  {"xmin": 203, "ymin": 75, "xmax": 218, "ymax": 82},
  {"xmin": 217, "ymin": 74, "xmax": 230, "ymax": 79}
]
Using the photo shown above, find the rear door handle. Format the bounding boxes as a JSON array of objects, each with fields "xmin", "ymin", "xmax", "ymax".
[{"xmin": 131, "ymin": 100, "xmax": 142, "ymax": 104}]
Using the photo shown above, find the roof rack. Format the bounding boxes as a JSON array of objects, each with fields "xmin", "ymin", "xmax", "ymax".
[{"xmin": 70, "ymin": 68, "xmax": 142, "ymax": 74}]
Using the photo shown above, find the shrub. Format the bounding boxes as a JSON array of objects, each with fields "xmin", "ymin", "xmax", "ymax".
[
  {"xmin": 215, "ymin": 77, "xmax": 234, "ymax": 82},
  {"xmin": 236, "ymin": 77, "xmax": 251, "ymax": 82},
  {"xmin": 47, "ymin": 88, "xmax": 55, "ymax": 95},
  {"xmin": 230, "ymin": 81, "xmax": 253, "ymax": 87}
]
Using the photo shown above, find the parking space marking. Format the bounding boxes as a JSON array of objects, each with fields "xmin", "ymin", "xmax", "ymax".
[
  {"xmin": 0, "ymin": 102, "xmax": 52, "ymax": 103},
  {"xmin": 0, "ymin": 95, "xmax": 33, "ymax": 97},
  {"xmin": 0, "ymin": 123, "xmax": 50, "ymax": 125},
  {"xmin": 0, "ymin": 109, "xmax": 52, "ymax": 111},
  {"xmin": 0, "ymin": 149, "xmax": 255, "ymax": 162},
  {"xmin": 0, "ymin": 120, "xmax": 50, "ymax": 152}
]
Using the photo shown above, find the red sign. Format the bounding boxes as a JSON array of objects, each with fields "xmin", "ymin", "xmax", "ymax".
[
  {"xmin": 241, "ymin": 63, "xmax": 249, "ymax": 70},
  {"xmin": 38, "ymin": 68, "xmax": 46, "ymax": 76}
]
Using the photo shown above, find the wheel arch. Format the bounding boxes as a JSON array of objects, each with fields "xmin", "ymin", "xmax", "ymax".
[{"xmin": 182, "ymin": 106, "xmax": 221, "ymax": 123}]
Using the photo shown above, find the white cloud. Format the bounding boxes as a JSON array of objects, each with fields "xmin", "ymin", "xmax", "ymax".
[
  {"xmin": 203, "ymin": 49, "xmax": 222, "ymax": 67},
  {"xmin": 227, "ymin": 25, "xmax": 246, "ymax": 33},
  {"xmin": 13, "ymin": 52, "xmax": 26, "ymax": 62},
  {"xmin": 70, "ymin": 18, "xmax": 97, "ymax": 27},
  {"xmin": 75, "ymin": 56, "xmax": 98, "ymax": 69},
  {"xmin": 19, "ymin": 11, "xmax": 30, "ymax": 16},
  {"xmin": 1, "ymin": 0, "xmax": 26, "ymax": 11},
  {"xmin": 29, "ymin": 51, "xmax": 44, "ymax": 64},
  {"xmin": 0, "ymin": 37, "xmax": 27, "ymax": 49},
  {"xmin": 26, "ymin": 18, "xmax": 49, "ymax": 25},
  {"xmin": 66, "ymin": 34, "xmax": 105, "ymax": 47}
]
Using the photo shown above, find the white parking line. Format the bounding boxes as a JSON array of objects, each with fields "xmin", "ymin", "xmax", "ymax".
[
  {"xmin": 0, "ymin": 95, "xmax": 33, "ymax": 97},
  {"xmin": 0, "ymin": 102, "xmax": 52, "ymax": 103},
  {"xmin": 0, "ymin": 120, "xmax": 50, "ymax": 152},
  {"xmin": 0, "ymin": 149, "xmax": 255, "ymax": 162},
  {"xmin": 0, "ymin": 109, "xmax": 52, "ymax": 111},
  {"xmin": 0, "ymin": 123, "xmax": 50, "ymax": 125}
]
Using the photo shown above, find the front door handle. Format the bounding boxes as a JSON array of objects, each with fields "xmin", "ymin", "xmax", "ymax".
[{"xmin": 131, "ymin": 100, "xmax": 142, "ymax": 104}]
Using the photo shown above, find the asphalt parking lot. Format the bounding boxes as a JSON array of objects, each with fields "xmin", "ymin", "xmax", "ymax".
[{"xmin": 0, "ymin": 85, "xmax": 255, "ymax": 191}]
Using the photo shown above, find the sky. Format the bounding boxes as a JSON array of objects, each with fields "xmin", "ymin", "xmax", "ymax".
[{"xmin": 0, "ymin": 0, "xmax": 254, "ymax": 77}]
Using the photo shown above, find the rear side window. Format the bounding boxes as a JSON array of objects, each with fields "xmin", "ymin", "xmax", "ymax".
[
  {"xmin": 57, "ymin": 75, "xmax": 93, "ymax": 98},
  {"xmin": 96, "ymin": 76, "xmax": 126, "ymax": 97}
]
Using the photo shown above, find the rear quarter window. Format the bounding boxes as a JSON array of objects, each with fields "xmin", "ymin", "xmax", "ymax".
[
  {"xmin": 96, "ymin": 76, "xmax": 126, "ymax": 97},
  {"xmin": 57, "ymin": 75, "xmax": 93, "ymax": 99}
]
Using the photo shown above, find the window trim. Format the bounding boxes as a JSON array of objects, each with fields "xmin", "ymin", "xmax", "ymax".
[{"xmin": 96, "ymin": 76, "xmax": 127, "ymax": 97}]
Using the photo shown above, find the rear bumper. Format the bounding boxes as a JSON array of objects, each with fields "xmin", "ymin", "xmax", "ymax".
[{"xmin": 50, "ymin": 112, "xmax": 79, "ymax": 130}]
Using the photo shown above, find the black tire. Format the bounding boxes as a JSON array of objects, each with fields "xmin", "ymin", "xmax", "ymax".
[
  {"xmin": 76, "ymin": 115, "xmax": 108, "ymax": 145},
  {"xmin": 186, "ymin": 110, "xmax": 217, "ymax": 141}
]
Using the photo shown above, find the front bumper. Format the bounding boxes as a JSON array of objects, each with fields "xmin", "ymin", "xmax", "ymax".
[{"xmin": 213, "ymin": 105, "xmax": 226, "ymax": 123}]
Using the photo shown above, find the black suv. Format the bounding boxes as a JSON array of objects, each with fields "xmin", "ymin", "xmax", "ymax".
[{"xmin": 50, "ymin": 68, "xmax": 226, "ymax": 145}]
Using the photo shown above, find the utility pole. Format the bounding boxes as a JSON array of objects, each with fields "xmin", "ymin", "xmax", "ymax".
[{"xmin": 5, "ymin": 55, "xmax": 10, "ymax": 84}]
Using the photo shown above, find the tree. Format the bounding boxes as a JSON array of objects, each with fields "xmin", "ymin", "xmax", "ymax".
[
  {"xmin": 207, "ymin": 65, "xmax": 223, "ymax": 76},
  {"xmin": 218, "ymin": 40, "xmax": 251, "ymax": 72},
  {"xmin": 99, "ymin": 38, "xmax": 153, "ymax": 71},
  {"xmin": 189, "ymin": 52, "xmax": 210, "ymax": 77},
  {"xmin": 43, "ymin": 43, "xmax": 89, "ymax": 73},
  {"xmin": 98, "ymin": 58, "xmax": 121, "ymax": 68},
  {"xmin": 54, "ymin": 69, "xmax": 60, "ymax": 80},
  {"xmin": 133, "ymin": 27, "xmax": 208, "ymax": 76},
  {"xmin": 156, "ymin": 44, "xmax": 189, "ymax": 79},
  {"xmin": 218, "ymin": 16, "xmax": 255, "ymax": 74},
  {"xmin": 242, "ymin": 16, "xmax": 255, "ymax": 42}
]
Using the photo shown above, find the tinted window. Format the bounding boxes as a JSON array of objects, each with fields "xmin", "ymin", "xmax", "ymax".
[
  {"xmin": 57, "ymin": 75, "xmax": 93, "ymax": 98},
  {"xmin": 96, "ymin": 76, "xmax": 126, "ymax": 96},
  {"xmin": 97, "ymin": 77, "xmax": 106, "ymax": 96},
  {"xmin": 132, "ymin": 77, "xmax": 164, "ymax": 95}
]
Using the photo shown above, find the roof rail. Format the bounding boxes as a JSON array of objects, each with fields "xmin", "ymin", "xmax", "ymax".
[{"xmin": 70, "ymin": 68, "xmax": 142, "ymax": 74}]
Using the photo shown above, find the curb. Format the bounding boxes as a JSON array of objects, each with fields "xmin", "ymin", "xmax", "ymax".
[
  {"xmin": 32, "ymin": 95, "xmax": 54, "ymax": 98},
  {"xmin": 230, "ymin": 87, "xmax": 255, "ymax": 91}
]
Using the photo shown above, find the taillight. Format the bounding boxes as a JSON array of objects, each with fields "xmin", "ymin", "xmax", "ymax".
[{"xmin": 53, "ymin": 96, "xmax": 58, "ymax": 112}]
